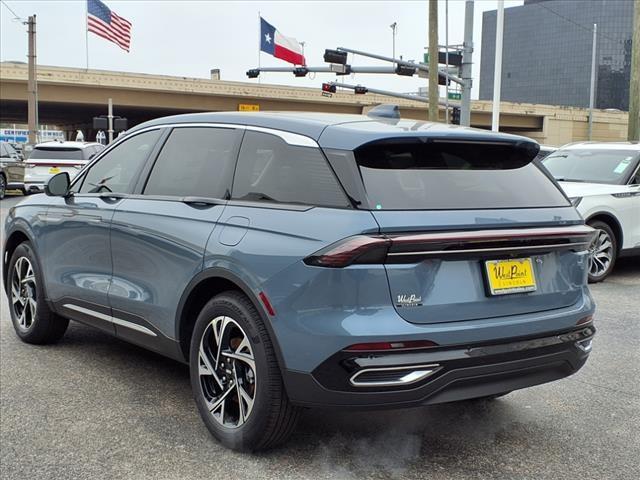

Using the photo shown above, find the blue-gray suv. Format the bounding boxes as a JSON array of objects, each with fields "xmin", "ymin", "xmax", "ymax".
[{"xmin": 3, "ymin": 112, "xmax": 596, "ymax": 451}]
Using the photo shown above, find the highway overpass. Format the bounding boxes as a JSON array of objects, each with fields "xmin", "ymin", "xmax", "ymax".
[{"xmin": 0, "ymin": 62, "xmax": 629, "ymax": 146}]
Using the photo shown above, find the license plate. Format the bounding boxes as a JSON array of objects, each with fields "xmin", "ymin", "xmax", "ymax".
[
  {"xmin": 49, "ymin": 167, "xmax": 61, "ymax": 174},
  {"xmin": 485, "ymin": 258, "xmax": 537, "ymax": 295}
]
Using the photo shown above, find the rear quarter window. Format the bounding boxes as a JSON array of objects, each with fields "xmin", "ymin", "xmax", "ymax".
[{"xmin": 232, "ymin": 131, "xmax": 349, "ymax": 208}]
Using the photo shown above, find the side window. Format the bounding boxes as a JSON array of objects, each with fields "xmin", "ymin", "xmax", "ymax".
[
  {"xmin": 232, "ymin": 131, "xmax": 349, "ymax": 208},
  {"xmin": 144, "ymin": 127, "xmax": 239, "ymax": 198},
  {"xmin": 78, "ymin": 129, "xmax": 161, "ymax": 194}
]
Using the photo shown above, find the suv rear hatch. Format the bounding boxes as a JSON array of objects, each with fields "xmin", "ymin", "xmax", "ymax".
[{"xmin": 325, "ymin": 137, "xmax": 593, "ymax": 325}]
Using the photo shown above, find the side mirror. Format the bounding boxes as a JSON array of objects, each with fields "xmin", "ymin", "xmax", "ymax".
[{"xmin": 45, "ymin": 172, "xmax": 71, "ymax": 197}]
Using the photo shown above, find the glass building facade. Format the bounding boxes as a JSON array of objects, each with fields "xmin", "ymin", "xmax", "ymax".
[{"xmin": 480, "ymin": 0, "xmax": 635, "ymax": 111}]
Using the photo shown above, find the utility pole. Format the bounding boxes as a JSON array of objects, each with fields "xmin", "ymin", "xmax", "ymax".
[
  {"xmin": 27, "ymin": 15, "xmax": 38, "ymax": 145},
  {"xmin": 491, "ymin": 0, "xmax": 504, "ymax": 132},
  {"xmin": 444, "ymin": 0, "xmax": 449, "ymax": 124},
  {"xmin": 588, "ymin": 24, "xmax": 598, "ymax": 140},
  {"xmin": 107, "ymin": 98, "xmax": 114, "ymax": 143},
  {"xmin": 628, "ymin": 0, "xmax": 640, "ymax": 141},
  {"xmin": 428, "ymin": 0, "xmax": 439, "ymax": 122},
  {"xmin": 460, "ymin": 0, "xmax": 474, "ymax": 127}
]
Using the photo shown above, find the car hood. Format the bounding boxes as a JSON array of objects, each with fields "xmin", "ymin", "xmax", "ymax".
[{"xmin": 557, "ymin": 181, "xmax": 627, "ymax": 197}]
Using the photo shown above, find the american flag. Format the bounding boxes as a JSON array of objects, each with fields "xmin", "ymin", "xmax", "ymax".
[{"xmin": 87, "ymin": 0, "xmax": 132, "ymax": 52}]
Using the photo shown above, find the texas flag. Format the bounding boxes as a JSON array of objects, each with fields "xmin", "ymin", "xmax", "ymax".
[{"xmin": 260, "ymin": 17, "xmax": 306, "ymax": 66}]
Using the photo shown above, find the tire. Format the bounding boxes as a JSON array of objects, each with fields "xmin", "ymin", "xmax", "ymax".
[
  {"xmin": 189, "ymin": 291, "xmax": 300, "ymax": 452},
  {"xmin": 0, "ymin": 174, "xmax": 6, "ymax": 199},
  {"xmin": 587, "ymin": 220, "xmax": 617, "ymax": 283},
  {"xmin": 7, "ymin": 242, "xmax": 69, "ymax": 344}
]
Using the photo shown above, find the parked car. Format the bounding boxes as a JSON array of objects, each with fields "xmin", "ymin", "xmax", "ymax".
[
  {"xmin": 23, "ymin": 141, "xmax": 104, "ymax": 193},
  {"xmin": 3, "ymin": 112, "xmax": 596, "ymax": 452},
  {"xmin": 0, "ymin": 141, "xmax": 26, "ymax": 198},
  {"xmin": 544, "ymin": 142, "xmax": 640, "ymax": 282}
]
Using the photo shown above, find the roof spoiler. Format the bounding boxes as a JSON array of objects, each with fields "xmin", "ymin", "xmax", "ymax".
[{"xmin": 367, "ymin": 104, "xmax": 400, "ymax": 120}]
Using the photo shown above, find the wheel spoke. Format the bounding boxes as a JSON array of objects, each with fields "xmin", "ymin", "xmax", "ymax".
[
  {"xmin": 214, "ymin": 316, "xmax": 231, "ymax": 369},
  {"xmin": 199, "ymin": 345, "xmax": 224, "ymax": 390},
  {"xmin": 18, "ymin": 308, "xmax": 26, "ymax": 327},
  {"xmin": 28, "ymin": 298, "xmax": 37, "ymax": 321},
  {"xmin": 208, "ymin": 384, "xmax": 235, "ymax": 414},
  {"xmin": 237, "ymin": 382, "xmax": 254, "ymax": 418},
  {"xmin": 233, "ymin": 366, "xmax": 246, "ymax": 425},
  {"xmin": 11, "ymin": 284, "xmax": 23, "ymax": 305}
]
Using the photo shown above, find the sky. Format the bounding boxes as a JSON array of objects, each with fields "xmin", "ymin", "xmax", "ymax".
[{"xmin": 0, "ymin": 0, "xmax": 524, "ymax": 100}]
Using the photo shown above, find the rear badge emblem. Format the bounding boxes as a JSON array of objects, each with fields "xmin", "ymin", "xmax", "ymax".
[{"xmin": 396, "ymin": 294, "xmax": 423, "ymax": 307}]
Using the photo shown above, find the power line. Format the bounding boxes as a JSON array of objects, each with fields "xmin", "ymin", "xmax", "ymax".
[
  {"xmin": 535, "ymin": 2, "xmax": 625, "ymax": 46},
  {"xmin": 0, "ymin": 0, "xmax": 25, "ymax": 22}
]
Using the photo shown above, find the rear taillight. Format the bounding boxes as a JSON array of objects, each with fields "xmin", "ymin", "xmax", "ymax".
[
  {"xmin": 303, "ymin": 235, "xmax": 391, "ymax": 268},
  {"xmin": 304, "ymin": 225, "xmax": 596, "ymax": 268}
]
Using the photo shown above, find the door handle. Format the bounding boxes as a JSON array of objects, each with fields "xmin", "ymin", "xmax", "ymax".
[
  {"xmin": 99, "ymin": 192, "xmax": 126, "ymax": 201},
  {"xmin": 181, "ymin": 196, "xmax": 224, "ymax": 207}
]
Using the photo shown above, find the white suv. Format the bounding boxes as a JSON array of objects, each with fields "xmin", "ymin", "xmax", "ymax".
[
  {"xmin": 24, "ymin": 141, "xmax": 104, "ymax": 193},
  {"xmin": 544, "ymin": 142, "xmax": 640, "ymax": 282}
]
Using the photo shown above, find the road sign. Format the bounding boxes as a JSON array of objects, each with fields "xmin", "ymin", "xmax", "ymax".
[
  {"xmin": 238, "ymin": 104, "xmax": 260, "ymax": 112},
  {"xmin": 448, "ymin": 92, "xmax": 462, "ymax": 100}
]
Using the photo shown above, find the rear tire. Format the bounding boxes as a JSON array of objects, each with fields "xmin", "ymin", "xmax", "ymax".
[
  {"xmin": 189, "ymin": 291, "xmax": 300, "ymax": 451},
  {"xmin": 587, "ymin": 220, "xmax": 617, "ymax": 283},
  {"xmin": 7, "ymin": 242, "xmax": 69, "ymax": 344}
]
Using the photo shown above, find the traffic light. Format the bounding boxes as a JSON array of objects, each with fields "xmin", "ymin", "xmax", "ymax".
[
  {"xmin": 246, "ymin": 69, "xmax": 260, "ymax": 78},
  {"xmin": 395, "ymin": 64, "xmax": 416, "ymax": 76},
  {"xmin": 293, "ymin": 67, "xmax": 308, "ymax": 77},
  {"xmin": 451, "ymin": 106, "xmax": 461, "ymax": 125},
  {"xmin": 322, "ymin": 83, "xmax": 337, "ymax": 93},
  {"xmin": 354, "ymin": 85, "xmax": 368, "ymax": 94},
  {"xmin": 324, "ymin": 49, "xmax": 348, "ymax": 65}
]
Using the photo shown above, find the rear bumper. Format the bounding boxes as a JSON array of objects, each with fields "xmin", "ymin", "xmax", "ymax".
[{"xmin": 283, "ymin": 325, "xmax": 594, "ymax": 408}]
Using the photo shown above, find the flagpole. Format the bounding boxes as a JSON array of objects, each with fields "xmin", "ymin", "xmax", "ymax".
[
  {"xmin": 257, "ymin": 10, "xmax": 261, "ymax": 84},
  {"xmin": 85, "ymin": 0, "xmax": 89, "ymax": 70}
]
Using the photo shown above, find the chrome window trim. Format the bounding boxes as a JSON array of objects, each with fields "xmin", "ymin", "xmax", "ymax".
[
  {"xmin": 71, "ymin": 123, "xmax": 319, "ymax": 189},
  {"xmin": 131, "ymin": 122, "xmax": 319, "ymax": 148}
]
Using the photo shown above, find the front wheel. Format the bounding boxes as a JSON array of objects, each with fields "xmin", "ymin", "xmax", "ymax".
[
  {"xmin": 7, "ymin": 242, "xmax": 69, "ymax": 344},
  {"xmin": 189, "ymin": 291, "xmax": 300, "ymax": 451},
  {"xmin": 587, "ymin": 220, "xmax": 617, "ymax": 283}
]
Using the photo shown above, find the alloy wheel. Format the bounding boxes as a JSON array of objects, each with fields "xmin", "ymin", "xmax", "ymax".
[
  {"xmin": 10, "ymin": 257, "xmax": 37, "ymax": 331},
  {"xmin": 198, "ymin": 316, "xmax": 256, "ymax": 429},
  {"xmin": 589, "ymin": 228, "xmax": 613, "ymax": 278}
]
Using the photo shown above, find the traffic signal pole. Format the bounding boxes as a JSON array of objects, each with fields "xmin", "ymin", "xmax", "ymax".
[
  {"xmin": 428, "ymin": 0, "xmax": 439, "ymax": 122},
  {"xmin": 460, "ymin": 1, "xmax": 474, "ymax": 127},
  {"xmin": 628, "ymin": 0, "xmax": 640, "ymax": 141}
]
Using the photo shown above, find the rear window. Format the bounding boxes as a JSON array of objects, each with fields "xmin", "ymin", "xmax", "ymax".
[
  {"xmin": 353, "ymin": 139, "xmax": 569, "ymax": 210},
  {"xmin": 543, "ymin": 148, "xmax": 640, "ymax": 185},
  {"xmin": 30, "ymin": 147, "xmax": 84, "ymax": 161}
]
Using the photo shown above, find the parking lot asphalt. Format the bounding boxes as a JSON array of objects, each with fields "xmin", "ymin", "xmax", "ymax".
[{"xmin": 0, "ymin": 193, "xmax": 638, "ymax": 480}]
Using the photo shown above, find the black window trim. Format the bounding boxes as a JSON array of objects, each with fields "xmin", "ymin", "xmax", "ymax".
[
  {"xmin": 72, "ymin": 127, "xmax": 167, "ymax": 196},
  {"xmin": 136, "ymin": 124, "xmax": 244, "ymax": 199}
]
